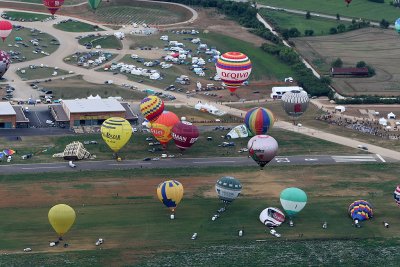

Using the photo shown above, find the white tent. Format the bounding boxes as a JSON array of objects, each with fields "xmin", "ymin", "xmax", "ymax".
[
  {"xmin": 335, "ymin": 105, "xmax": 346, "ymax": 112},
  {"xmin": 87, "ymin": 94, "xmax": 101, "ymax": 100},
  {"xmin": 387, "ymin": 112, "xmax": 396, "ymax": 119},
  {"xmin": 379, "ymin": 117, "xmax": 388, "ymax": 126}
]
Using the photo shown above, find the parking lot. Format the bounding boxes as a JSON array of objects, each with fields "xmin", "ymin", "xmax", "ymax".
[{"xmin": 23, "ymin": 105, "xmax": 55, "ymax": 128}]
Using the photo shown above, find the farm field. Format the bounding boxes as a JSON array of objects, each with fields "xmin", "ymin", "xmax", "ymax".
[
  {"xmin": 294, "ymin": 28, "xmax": 400, "ymax": 96},
  {"xmin": 16, "ymin": 66, "xmax": 69, "ymax": 80},
  {"xmin": 3, "ymin": 11, "xmax": 51, "ymax": 21},
  {"xmin": 54, "ymin": 20, "xmax": 105, "ymax": 32},
  {"xmin": 0, "ymin": 163, "xmax": 399, "ymax": 265},
  {"xmin": 259, "ymin": 0, "xmax": 400, "ymax": 22},
  {"xmin": 259, "ymin": 8, "xmax": 352, "ymax": 36},
  {"xmin": 2, "ymin": 27, "xmax": 59, "ymax": 61}
]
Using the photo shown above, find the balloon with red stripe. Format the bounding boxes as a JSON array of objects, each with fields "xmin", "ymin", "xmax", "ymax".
[
  {"xmin": 215, "ymin": 52, "xmax": 252, "ymax": 93},
  {"xmin": 244, "ymin": 107, "xmax": 274, "ymax": 136},
  {"xmin": 394, "ymin": 185, "xmax": 400, "ymax": 207},
  {"xmin": 43, "ymin": 0, "xmax": 65, "ymax": 15},
  {"xmin": 0, "ymin": 20, "xmax": 12, "ymax": 42}
]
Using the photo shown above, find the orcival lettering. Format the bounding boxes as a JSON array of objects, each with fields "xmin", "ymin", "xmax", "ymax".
[
  {"xmin": 102, "ymin": 132, "xmax": 120, "ymax": 140},
  {"xmin": 221, "ymin": 71, "xmax": 249, "ymax": 79}
]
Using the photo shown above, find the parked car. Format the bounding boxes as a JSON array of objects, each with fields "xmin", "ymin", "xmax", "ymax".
[
  {"xmin": 143, "ymin": 157, "xmax": 151, "ymax": 161},
  {"xmin": 270, "ymin": 229, "xmax": 281, "ymax": 238},
  {"xmin": 68, "ymin": 161, "xmax": 76, "ymax": 168}
]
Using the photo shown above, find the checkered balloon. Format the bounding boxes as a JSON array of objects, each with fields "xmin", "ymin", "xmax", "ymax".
[{"xmin": 0, "ymin": 50, "xmax": 10, "ymax": 78}]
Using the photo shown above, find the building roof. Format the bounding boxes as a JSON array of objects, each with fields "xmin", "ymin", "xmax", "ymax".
[
  {"xmin": 120, "ymin": 102, "xmax": 138, "ymax": 120},
  {"xmin": 0, "ymin": 102, "xmax": 16, "ymax": 116},
  {"xmin": 63, "ymin": 99, "xmax": 125, "ymax": 113},
  {"xmin": 50, "ymin": 104, "xmax": 69, "ymax": 121},
  {"xmin": 13, "ymin": 106, "xmax": 29, "ymax": 122}
]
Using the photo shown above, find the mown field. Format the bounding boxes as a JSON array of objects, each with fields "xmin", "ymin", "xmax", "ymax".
[
  {"xmin": 78, "ymin": 35, "xmax": 122, "ymax": 49},
  {"xmin": 3, "ymin": 11, "xmax": 51, "ymax": 20},
  {"xmin": 259, "ymin": 0, "xmax": 400, "ymax": 22},
  {"xmin": 259, "ymin": 8, "xmax": 352, "ymax": 36},
  {"xmin": 54, "ymin": 20, "xmax": 105, "ymax": 32},
  {"xmin": 0, "ymin": 163, "xmax": 399, "ymax": 266},
  {"xmin": 16, "ymin": 66, "xmax": 69, "ymax": 80}
]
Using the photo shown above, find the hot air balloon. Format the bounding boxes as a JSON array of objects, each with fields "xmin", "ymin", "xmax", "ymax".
[
  {"xmin": 48, "ymin": 204, "xmax": 76, "ymax": 237},
  {"xmin": 259, "ymin": 207, "xmax": 285, "ymax": 228},
  {"xmin": 247, "ymin": 135, "xmax": 278, "ymax": 169},
  {"xmin": 215, "ymin": 176, "xmax": 242, "ymax": 204},
  {"xmin": 140, "ymin": 95, "xmax": 164, "ymax": 123},
  {"xmin": 0, "ymin": 20, "xmax": 12, "ymax": 42},
  {"xmin": 244, "ymin": 107, "xmax": 274, "ymax": 136},
  {"xmin": 280, "ymin": 187, "xmax": 307, "ymax": 222},
  {"xmin": 394, "ymin": 185, "xmax": 400, "ymax": 206},
  {"xmin": 281, "ymin": 90, "xmax": 309, "ymax": 122},
  {"xmin": 88, "ymin": 0, "xmax": 102, "ymax": 10},
  {"xmin": 101, "ymin": 117, "xmax": 132, "ymax": 154},
  {"xmin": 0, "ymin": 50, "xmax": 11, "ymax": 79},
  {"xmin": 395, "ymin": 18, "xmax": 400, "ymax": 34},
  {"xmin": 215, "ymin": 52, "xmax": 252, "ymax": 93},
  {"xmin": 345, "ymin": 0, "xmax": 351, "ymax": 7},
  {"xmin": 348, "ymin": 200, "xmax": 373, "ymax": 227},
  {"xmin": 150, "ymin": 111, "xmax": 179, "ymax": 149},
  {"xmin": 43, "ymin": 0, "xmax": 65, "ymax": 16},
  {"xmin": 157, "ymin": 180, "xmax": 184, "ymax": 213},
  {"xmin": 171, "ymin": 121, "xmax": 199, "ymax": 151}
]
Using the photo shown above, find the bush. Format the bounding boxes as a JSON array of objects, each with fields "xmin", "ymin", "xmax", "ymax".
[
  {"xmin": 304, "ymin": 29, "xmax": 314, "ymax": 36},
  {"xmin": 331, "ymin": 58, "xmax": 343, "ymax": 68},
  {"xmin": 356, "ymin": 61, "xmax": 367, "ymax": 68},
  {"xmin": 380, "ymin": 19, "xmax": 390, "ymax": 29},
  {"xmin": 329, "ymin": 27, "xmax": 338, "ymax": 34},
  {"xmin": 306, "ymin": 11, "xmax": 311, "ymax": 19},
  {"xmin": 368, "ymin": 0, "xmax": 384, "ymax": 3},
  {"xmin": 337, "ymin": 24, "xmax": 346, "ymax": 33}
]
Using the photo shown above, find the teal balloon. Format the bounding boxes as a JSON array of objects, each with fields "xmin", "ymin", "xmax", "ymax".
[
  {"xmin": 280, "ymin": 187, "xmax": 307, "ymax": 218},
  {"xmin": 88, "ymin": 0, "xmax": 102, "ymax": 10}
]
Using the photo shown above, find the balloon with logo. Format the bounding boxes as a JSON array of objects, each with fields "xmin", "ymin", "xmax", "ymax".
[
  {"xmin": 0, "ymin": 50, "xmax": 11, "ymax": 79},
  {"xmin": 157, "ymin": 180, "xmax": 184, "ymax": 214},
  {"xmin": 395, "ymin": 18, "xmax": 400, "ymax": 34},
  {"xmin": 48, "ymin": 204, "xmax": 76, "ymax": 237},
  {"xmin": 394, "ymin": 185, "xmax": 400, "ymax": 207},
  {"xmin": 259, "ymin": 207, "xmax": 285, "ymax": 228},
  {"xmin": 215, "ymin": 52, "xmax": 252, "ymax": 93},
  {"xmin": 0, "ymin": 20, "xmax": 12, "ymax": 42},
  {"xmin": 140, "ymin": 95, "xmax": 165, "ymax": 123},
  {"xmin": 348, "ymin": 200, "xmax": 373, "ymax": 226},
  {"xmin": 281, "ymin": 90, "xmax": 309, "ymax": 120},
  {"xmin": 43, "ymin": 0, "xmax": 65, "ymax": 15},
  {"xmin": 215, "ymin": 176, "xmax": 242, "ymax": 204},
  {"xmin": 280, "ymin": 187, "xmax": 307, "ymax": 219},
  {"xmin": 247, "ymin": 135, "xmax": 278, "ymax": 169},
  {"xmin": 171, "ymin": 121, "xmax": 199, "ymax": 151},
  {"xmin": 88, "ymin": 0, "xmax": 102, "ymax": 10},
  {"xmin": 101, "ymin": 117, "xmax": 132, "ymax": 153},
  {"xmin": 150, "ymin": 111, "xmax": 179, "ymax": 149},
  {"xmin": 244, "ymin": 107, "xmax": 274, "ymax": 136}
]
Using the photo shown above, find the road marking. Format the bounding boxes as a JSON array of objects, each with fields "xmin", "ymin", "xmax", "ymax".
[
  {"xmin": 305, "ymin": 158, "xmax": 318, "ymax": 161},
  {"xmin": 108, "ymin": 163, "xmax": 152, "ymax": 166},
  {"xmin": 376, "ymin": 154, "xmax": 386, "ymax": 163},
  {"xmin": 193, "ymin": 161, "xmax": 237, "ymax": 164},
  {"xmin": 332, "ymin": 155, "xmax": 377, "ymax": 163},
  {"xmin": 275, "ymin": 158, "xmax": 290, "ymax": 163},
  {"xmin": 21, "ymin": 166, "xmax": 64, "ymax": 170}
]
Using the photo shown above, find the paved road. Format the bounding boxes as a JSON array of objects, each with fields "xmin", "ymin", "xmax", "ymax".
[{"xmin": 0, "ymin": 154, "xmax": 389, "ymax": 174}]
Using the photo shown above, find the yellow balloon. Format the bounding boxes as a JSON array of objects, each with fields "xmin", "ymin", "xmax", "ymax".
[
  {"xmin": 101, "ymin": 117, "xmax": 132, "ymax": 153},
  {"xmin": 157, "ymin": 180, "xmax": 184, "ymax": 212},
  {"xmin": 48, "ymin": 204, "xmax": 76, "ymax": 237}
]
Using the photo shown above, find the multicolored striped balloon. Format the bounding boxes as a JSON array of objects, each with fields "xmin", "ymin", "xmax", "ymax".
[
  {"xmin": 244, "ymin": 107, "xmax": 274, "ymax": 136},
  {"xmin": 348, "ymin": 200, "xmax": 373, "ymax": 222},
  {"xmin": 215, "ymin": 52, "xmax": 252, "ymax": 93},
  {"xmin": 140, "ymin": 95, "xmax": 165, "ymax": 123},
  {"xmin": 394, "ymin": 185, "xmax": 400, "ymax": 206}
]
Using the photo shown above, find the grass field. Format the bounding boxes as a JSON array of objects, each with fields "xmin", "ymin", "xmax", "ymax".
[
  {"xmin": 3, "ymin": 11, "xmax": 51, "ymax": 21},
  {"xmin": 259, "ymin": 8, "xmax": 352, "ymax": 36},
  {"xmin": 54, "ymin": 21, "xmax": 105, "ymax": 32},
  {"xmin": 3, "ymin": 27, "xmax": 58, "ymax": 61},
  {"xmin": 78, "ymin": 35, "xmax": 122, "ymax": 49},
  {"xmin": 0, "ymin": 163, "xmax": 399, "ymax": 265},
  {"xmin": 259, "ymin": 0, "xmax": 400, "ymax": 22},
  {"xmin": 16, "ymin": 66, "xmax": 69, "ymax": 80}
]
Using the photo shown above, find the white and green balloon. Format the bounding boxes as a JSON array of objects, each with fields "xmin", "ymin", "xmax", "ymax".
[
  {"xmin": 280, "ymin": 187, "xmax": 307, "ymax": 218},
  {"xmin": 215, "ymin": 176, "xmax": 242, "ymax": 203}
]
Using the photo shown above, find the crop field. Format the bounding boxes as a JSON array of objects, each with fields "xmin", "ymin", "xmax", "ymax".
[
  {"xmin": 259, "ymin": 0, "xmax": 400, "ymax": 22},
  {"xmin": 0, "ymin": 163, "xmax": 399, "ymax": 265},
  {"xmin": 3, "ymin": 27, "xmax": 59, "ymax": 62},
  {"xmin": 54, "ymin": 20, "xmax": 105, "ymax": 32},
  {"xmin": 294, "ymin": 27, "xmax": 400, "ymax": 96},
  {"xmin": 16, "ymin": 66, "xmax": 69, "ymax": 80},
  {"xmin": 259, "ymin": 8, "xmax": 351, "ymax": 36}
]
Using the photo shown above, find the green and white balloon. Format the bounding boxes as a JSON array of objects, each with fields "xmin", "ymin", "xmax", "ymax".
[{"xmin": 280, "ymin": 187, "xmax": 307, "ymax": 218}]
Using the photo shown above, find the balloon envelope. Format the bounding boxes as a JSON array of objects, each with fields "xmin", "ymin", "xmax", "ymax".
[
  {"xmin": 215, "ymin": 176, "xmax": 242, "ymax": 203},
  {"xmin": 395, "ymin": 18, "xmax": 400, "ymax": 34},
  {"xmin": 0, "ymin": 20, "xmax": 12, "ymax": 41},
  {"xmin": 43, "ymin": 0, "xmax": 65, "ymax": 15},
  {"xmin": 150, "ymin": 111, "xmax": 179, "ymax": 147},
  {"xmin": 88, "ymin": 0, "xmax": 102, "ymax": 10},
  {"xmin": 244, "ymin": 107, "xmax": 274, "ymax": 136},
  {"xmin": 280, "ymin": 187, "xmax": 307, "ymax": 217},
  {"xmin": 171, "ymin": 121, "xmax": 199, "ymax": 151},
  {"xmin": 157, "ymin": 180, "xmax": 184, "ymax": 211},
  {"xmin": 259, "ymin": 207, "xmax": 285, "ymax": 228},
  {"xmin": 348, "ymin": 200, "xmax": 373, "ymax": 222},
  {"xmin": 101, "ymin": 117, "xmax": 132, "ymax": 153},
  {"xmin": 0, "ymin": 50, "xmax": 10, "ymax": 79},
  {"xmin": 140, "ymin": 95, "xmax": 164, "ymax": 123},
  {"xmin": 281, "ymin": 90, "xmax": 309, "ymax": 118},
  {"xmin": 247, "ymin": 135, "xmax": 278, "ymax": 168},
  {"xmin": 215, "ymin": 52, "xmax": 252, "ymax": 93},
  {"xmin": 394, "ymin": 185, "xmax": 400, "ymax": 207},
  {"xmin": 48, "ymin": 204, "xmax": 76, "ymax": 236}
]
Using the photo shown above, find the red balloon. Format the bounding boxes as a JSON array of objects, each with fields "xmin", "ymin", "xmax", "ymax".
[
  {"xmin": 150, "ymin": 111, "xmax": 180, "ymax": 149},
  {"xmin": 43, "ymin": 0, "xmax": 65, "ymax": 15},
  {"xmin": 0, "ymin": 20, "xmax": 12, "ymax": 42},
  {"xmin": 171, "ymin": 121, "xmax": 199, "ymax": 151},
  {"xmin": 345, "ymin": 0, "xmax": 352, "ymax": 6}
]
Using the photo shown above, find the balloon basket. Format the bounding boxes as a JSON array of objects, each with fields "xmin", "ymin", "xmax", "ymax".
[{"xmin": 170, "ymin": 214, "xmax": 175, "ymax": 220}]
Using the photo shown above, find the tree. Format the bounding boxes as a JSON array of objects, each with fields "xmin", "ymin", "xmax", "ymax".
[
  {"xmin": 356, "ymin": 61, "xmax": 367, "ymax": 68},
  {"xmin": 336, "ymin": 13, "xmax": 340, "ymax": 20},
  {"xmin": 337, "ymin": 24, "xmax": 346, "ymax": 33},
  {"xmin": 306, "ymin": 11, "xmax": 311, "ymax": 19},
  {"xmin": 329, "ymin": 27, "xmax": 338, "ymax": 34},
  {"xmin": 304, "ymin": 29, "xmax": 314, "ymax": 36},
  {"xmin": 289, "ymin": 27, "xmax": 301, "ymax": 37},
  {"xmin": 380, "ymin": 19, "xmax": 390, "ymax": 29},
  {"xmin": 331, "ymin": 58, "xmax": 343, "ymax": 68}
]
